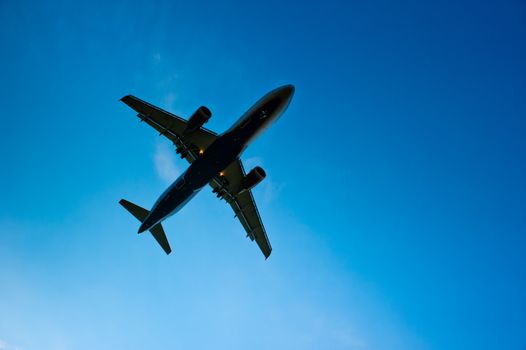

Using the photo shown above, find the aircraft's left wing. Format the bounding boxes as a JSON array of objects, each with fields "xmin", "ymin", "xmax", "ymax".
[
  {"xmin": 209, "ymin": 159, "xmax": 272, "ymax": 259},
  {"xmin": 121, "ymin": 95, "xmax": 217, "ymax": 163}
]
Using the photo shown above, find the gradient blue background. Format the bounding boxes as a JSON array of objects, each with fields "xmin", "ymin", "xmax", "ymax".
[{"xmin": 1, "ymin": 0, "xmax": 525, "ymax": 349}]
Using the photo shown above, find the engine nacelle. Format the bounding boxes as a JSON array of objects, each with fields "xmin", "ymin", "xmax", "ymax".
[
  {"xmin": 185, "ymin": 106, "xmax": 211, "ymax": 133},
  {"xmin": 240, "ymin": 166, "xmax": 266, "ymax": 193}
]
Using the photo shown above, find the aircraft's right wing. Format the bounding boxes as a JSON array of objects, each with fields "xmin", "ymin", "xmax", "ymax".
[
  {"xmin": 209, "ymin": 159, "xmax": 272, "ymax": 259},
  {"xmin": 121, "ymin": 95, "xmax": 218, "ymax": 163}
]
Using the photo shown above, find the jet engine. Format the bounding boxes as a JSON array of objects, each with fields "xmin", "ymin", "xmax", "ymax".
[
  {"xmin": 185, "ymin": 106, "xmax": 211, "ymax": 133},
  {"xmin": 240, "ymin": 166, "xmax": 266, "ymax": 193}
]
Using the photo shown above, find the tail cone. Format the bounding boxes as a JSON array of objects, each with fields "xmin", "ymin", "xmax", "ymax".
[{"xmin": 138, "ymin": 222, "xmax": 149, "ymax": 234}]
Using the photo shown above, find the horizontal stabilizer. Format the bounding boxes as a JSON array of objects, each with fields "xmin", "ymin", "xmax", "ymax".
[
  {"xmin": 149, "ymin": 223, "xmax": 172, "ymax": 254},
  {"xmin": 119, "ymin": 199, "xmax": 172, "ymax": 255},
  {"xmin": 119, "ymin": 199, "xmax": 149, "ymax": 222}
]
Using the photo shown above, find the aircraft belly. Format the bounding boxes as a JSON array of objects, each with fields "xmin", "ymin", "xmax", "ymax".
[{"xmin": 166, "ymin": 187, "xmax": 200, "ymax": 218}]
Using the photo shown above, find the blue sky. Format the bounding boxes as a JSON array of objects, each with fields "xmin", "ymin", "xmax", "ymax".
[{"xmin": 1, "ymin": 0, "xmax": 525, "ymax": 349}]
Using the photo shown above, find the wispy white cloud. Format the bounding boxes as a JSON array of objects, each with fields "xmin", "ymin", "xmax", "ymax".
[
  {"xmin": 262, "ymin": 179, "xmax": 285, "ymax": 205},
  {"xmin": 243, "ymin": 156, "xmax": 264, "ymax": 170},
  {"xmin": 162, "ymin": 91, "xmax": 177, "ymax": 111},
  {"xmin": 152, "ymin": 52, "xmax": 161, "ymax": 64},
  {"xmin": 149, "ymin": 51, "xmax": 182, "ymax": 112},
  {"xmin": 153, "ymin": 142, "xmax": 180, "ymax": 184},
  {"xmin": 0, "ymin": 196, "xmax": 427, "ymax": 350},
  {"xmin": 330, "ymin": 327, "xmax": 367, "ymax": 349},
  {"xmin": 244, "ymin": 156, "xmax": 285, "ymax": 204},
  {"xmin": 0, "ymin": 339, "xmax": 23, "ymax": 350}
]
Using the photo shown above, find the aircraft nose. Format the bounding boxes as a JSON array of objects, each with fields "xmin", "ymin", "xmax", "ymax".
[
  {"xmin": 281, "ymin": 84, "xmax": 295, "ymax": 99},
  {"xmin": 275, "ymin": 84, "xmax": 295, "ymax": 110}
]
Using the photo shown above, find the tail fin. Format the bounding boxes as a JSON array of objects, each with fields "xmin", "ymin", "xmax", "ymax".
[{"xmin": 119, "ymin": 199, "xmax": 172, "ymax": 254}]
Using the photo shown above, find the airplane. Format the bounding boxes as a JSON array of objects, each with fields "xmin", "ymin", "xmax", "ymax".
[{"xmin": 119, "ymin": 84, "xmax": 295, "ymax": 259}]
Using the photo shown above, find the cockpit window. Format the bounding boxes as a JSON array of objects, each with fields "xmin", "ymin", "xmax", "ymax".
[{"xmin": 258, "ymin": 109, "xmax": 268, "ymax": 119}]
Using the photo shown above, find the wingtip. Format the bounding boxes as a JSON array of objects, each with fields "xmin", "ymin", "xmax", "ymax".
[{"xmin": 120, "ymin": 94, "xmax": 132, "ymax": 102}]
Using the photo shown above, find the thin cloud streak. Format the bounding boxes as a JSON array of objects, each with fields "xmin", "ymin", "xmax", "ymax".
[
  {"xmin": 0, "ymin": 339, "xmax": 23, "ymax": 350},
  {"xmin": 153, "ymin": 142, "xmax": 180, "ymax": 184},
  {"xmin": 244, "ymin": 156, "xmax": 285, "ymax": 204}
]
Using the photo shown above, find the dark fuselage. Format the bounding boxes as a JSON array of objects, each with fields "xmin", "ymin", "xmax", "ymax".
[{"xmin": 138, "ymin": 85, "xmax": 294, "ymax": 233}]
